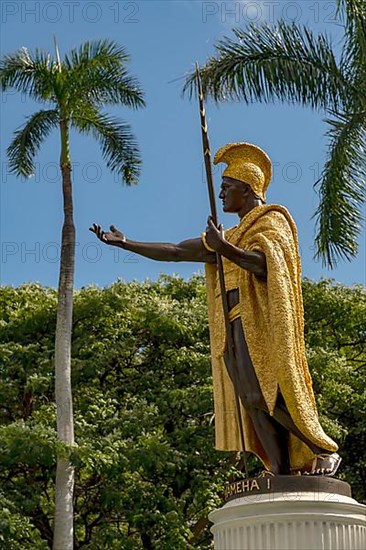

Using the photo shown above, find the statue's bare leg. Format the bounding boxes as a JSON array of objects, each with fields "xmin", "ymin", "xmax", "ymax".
[
  {"xmin": 226, "ymin": 317, "xmax": 330, "ymax": 474},
  {"xmin": 271, "ymin": 396, "xmax": 341, "ymax": 474},
  {"xmin": 249, "ymin": 408, "xmax": 291, "ymax": 475},
  {"xmin": 273, "ymin": 394, "xmax": 324, "ymax": 454},
  {"xmin": 225, "ymin": 317, "xmax": 291, "ymax": 474}
]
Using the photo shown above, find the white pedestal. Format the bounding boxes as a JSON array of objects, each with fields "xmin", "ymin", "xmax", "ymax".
[{"xmin": 209, "ymin": 488, "xmax": 366, "ymax": 549}]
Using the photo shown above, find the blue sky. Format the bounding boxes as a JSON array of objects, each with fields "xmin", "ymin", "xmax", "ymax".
[{"xmin": 1, "ymin": 0, "xmax": 365, "ymax": 288}]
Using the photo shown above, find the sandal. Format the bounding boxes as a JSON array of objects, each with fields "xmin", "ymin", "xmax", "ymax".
[{"xmin": 310, "ymin": 453, "xmax": 342, "ymax": 476}]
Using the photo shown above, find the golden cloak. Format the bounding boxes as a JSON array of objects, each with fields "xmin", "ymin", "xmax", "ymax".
[{"xmin": 204, "ymin": 204, "xmax": 338, "ymax": 471}]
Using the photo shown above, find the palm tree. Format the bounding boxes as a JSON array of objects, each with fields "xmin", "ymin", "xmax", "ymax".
[
  {"xmin": 0, "ymin": 39, "xmax": 145, "ymax": 549},
  {"xmin": 184, "ymin": 0, "xmax": 365, "ymax": 268}
]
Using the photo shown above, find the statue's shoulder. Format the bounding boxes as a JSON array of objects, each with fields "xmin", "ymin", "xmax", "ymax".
[
  {"xmin": 262, "ymin": 204, "xmax": 293, "ymax": 220},
  {"xmin": 261, "ymin": 205, "xmax": 300, "ymax": 249},
  {"xmin": 259, "ymin": 204, "xmax": 298, "ymax": 230},
  {"xmin": 239, "ymin": 205, "xmax": 299, "ymax": 246},
  {"xmin": 242, "ymin": 204, "xmax": 295, "ymax": 228}
]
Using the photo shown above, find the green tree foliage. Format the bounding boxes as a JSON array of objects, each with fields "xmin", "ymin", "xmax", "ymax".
[
  {"xmin": 184, "ymin": 0, "xmax": 366, "ymax": 268},
  {"xmin": 302, "ymin": 279, "xmax": 366, "ymax": 498},
  {"xmin": 0, "ymin": 277, "xmax": 365, "ymax": 548}
]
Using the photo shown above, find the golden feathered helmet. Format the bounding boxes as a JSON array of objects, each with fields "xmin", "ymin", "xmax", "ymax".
[{"xmin": 214, "ymin": 142, "xmax": 272, "ymax": 201}]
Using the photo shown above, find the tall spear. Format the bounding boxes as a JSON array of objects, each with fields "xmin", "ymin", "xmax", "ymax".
[{"xmin": 195, "ymin": 64, "xmax": 248, "ymax": 478}]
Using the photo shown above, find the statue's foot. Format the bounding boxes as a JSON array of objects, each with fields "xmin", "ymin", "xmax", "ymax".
[{"xmin": 310, "ymin": 453, "xmax": 342, "ymax": 476}]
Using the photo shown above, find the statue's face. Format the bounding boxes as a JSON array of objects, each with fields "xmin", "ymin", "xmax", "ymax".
[{"xmin": 219, "ymin": 177, "xmax": 248, "ymax": 213}]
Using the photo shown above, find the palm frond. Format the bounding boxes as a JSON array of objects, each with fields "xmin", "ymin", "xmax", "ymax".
[
  {"xmin": 67, "ymin": 66, "xmax": 145, "ymax": 110},
  {"xmin": 337, "ymin": 0, "xmax": 366, "ymax": 26},
  {"xmin": 314, "ymin": 111, "xmax": 366, "ymax": 267},
  {"xmin": 64, "ymin": 40, "xmax": 145, "ymax": 110},
  {"xmin": 0, "ymin": 47, "xmax": 57, "ymax": 101},
  {"xmin": 72, "ymin": 109, "xmax": 141, "ymax": 185},
  {"xmin": 183, "ymin": 22, "xmax": 350, "ymax": 111},
  {"xmin": 64, "ymin": 39, "xmax": 129, "ymax": 71},
  {"xmin": 7, "ymin": 110, "xmax": 59, "ymax": 177},
  {"xmin": 339, "ymin": 0, "xmax": 366, "ymax": 86}
]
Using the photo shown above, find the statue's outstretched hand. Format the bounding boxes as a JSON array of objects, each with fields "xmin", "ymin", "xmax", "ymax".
[{"xmin": 89, "ymin": 224, "xmax": 126, "ymax": 247}]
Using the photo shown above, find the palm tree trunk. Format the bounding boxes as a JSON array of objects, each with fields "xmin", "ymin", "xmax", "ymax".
[{"xmin": 53, "ymin": 119, "xmax": 75, "ymax": 550}]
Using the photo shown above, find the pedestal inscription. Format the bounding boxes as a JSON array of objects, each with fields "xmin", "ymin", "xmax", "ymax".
[{"xmin": 210, "ymin": 477, "xmax": 366, "ymax": 550}]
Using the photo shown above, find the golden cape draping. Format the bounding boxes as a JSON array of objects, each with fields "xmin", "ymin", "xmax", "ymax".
[{"xmin": 204, "ymin": 204, "xmax": 338, "ymax": 471}]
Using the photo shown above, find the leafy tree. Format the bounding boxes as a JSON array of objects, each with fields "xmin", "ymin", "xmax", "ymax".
[
  {"xmin": 0, "ymin": 277, "xmax": 365, "ymax": 548},
  {"xmin": 184, "ymin": 0, "xmax": 365, "ymax": 268},
  {"xmin": 0, "ymin": 40, "xmax": 145, "ymax": 549},
  {"xmin": 302, "ymin": 279, "xmax": 366, "ymax": 497}
]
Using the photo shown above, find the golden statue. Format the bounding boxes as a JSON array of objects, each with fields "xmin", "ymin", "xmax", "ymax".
[{"xmin": 90, "ymin": 142, "xmax": 340, "ymax": 476}]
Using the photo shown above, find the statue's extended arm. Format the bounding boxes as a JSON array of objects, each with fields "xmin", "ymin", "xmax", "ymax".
[
  {"xmin": 89, "ymin": 224, "xmax": 216, "ymax": 263},
  {"xmin": 205, "ymin": 217, "xmax": 267, "ymax": 279}
]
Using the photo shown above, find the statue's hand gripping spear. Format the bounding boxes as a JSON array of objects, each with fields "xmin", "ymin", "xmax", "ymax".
[{"xmin": 195, "ymin": 64, "xmax": 248, "ymax": 477}]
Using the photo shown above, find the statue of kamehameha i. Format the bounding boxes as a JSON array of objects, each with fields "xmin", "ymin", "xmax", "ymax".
[
  {"xmin": 91, "ymin": 62, "xmax": 340, "ymax": 478},
  {"xmin": 90, "ymin": 138, "xmax": 341, "ymax": 477}
]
